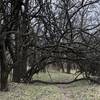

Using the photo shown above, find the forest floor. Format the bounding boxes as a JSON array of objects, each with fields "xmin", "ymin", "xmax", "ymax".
[{"xmin": 0, "ymin": 71, "xmax": 100, "ymax": 100}]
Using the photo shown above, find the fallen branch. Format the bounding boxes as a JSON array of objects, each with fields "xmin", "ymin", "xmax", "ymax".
[
  {"xmin": 25, "ymin": 78, "xmax": 87, "ymax": 84},
  {"xmin": 23, "ymin": 77, "xmax": 100, "ymax": 85}
]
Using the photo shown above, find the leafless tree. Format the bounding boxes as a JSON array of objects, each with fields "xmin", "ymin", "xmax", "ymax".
[{"xmin": 0, "ymin": 0, "xmax": 100, "ymax": 91}]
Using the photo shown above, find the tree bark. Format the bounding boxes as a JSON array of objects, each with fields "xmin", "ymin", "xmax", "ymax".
[{"xmin": 0, "ymin": 41, "xmax": 8, "ymax": 91}]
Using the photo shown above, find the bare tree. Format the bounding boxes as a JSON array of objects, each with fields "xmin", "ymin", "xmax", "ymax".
[{"xmin": 1, "ymin": 0, "xmax": 100, "ymax": 91}]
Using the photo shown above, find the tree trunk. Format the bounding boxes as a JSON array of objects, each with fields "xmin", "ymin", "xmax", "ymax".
[
  {"xmin": 13, "ymin": 61, "xmax": 21, "ymax": 82},
  {"xmin": 60, "ymin": 63, "xmax": 65, "ymax": 73},
  {"xmin": 13, "ymin": 31, "xmax": 22, "ymax": 82},
  {"xmin": 0, "ymin": 41, "xmax": 8, "ymax": 91},
  {"xmin": 13, "ymin": 51, "xmax": 27, "ymax": 82},
  {"xmin": 67, "ymin": 62, "xmax": 71, "ymax": 74},
  {"xmin": 20, "ymin": 49, "xmax": 27, "ymax": 80}
]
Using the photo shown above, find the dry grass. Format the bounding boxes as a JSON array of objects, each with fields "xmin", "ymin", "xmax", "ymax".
[{"xmin": 0, "ymin": 71, "xmax": 100, "ymax": 100}]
